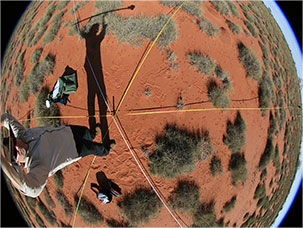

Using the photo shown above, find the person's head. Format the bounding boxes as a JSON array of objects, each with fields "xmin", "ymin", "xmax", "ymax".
[
  {"xmin": 90, "ymin": 23, "xmax": 99, "ymax": 35},
  {"xmin": 2, "ymin": 137, "xmax": 27, "ymax": 165}
]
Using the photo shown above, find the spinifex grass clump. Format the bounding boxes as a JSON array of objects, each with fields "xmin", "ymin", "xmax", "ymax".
[
  {"xmin": 56, "ymin": 191, "xmax": 73, "ymax": 217},
  {"xmin": 75, "ymin": 196, "xmax": 103, "ymax": 224},
  {"xmin": 118, "ymin": 188, "xmax": 162, "ymax": 225},
  {"xmin": 207, "ymin": 80, "xmax": 230, "ymax": 108},
  {"xmin": 30, "ymin": 48, "xmax": 43, "ymax": 64},
  {"xmin": 223, "ymin": 195, "xmax": 237, "ymax": 212},
  {"xmin": 149, "ymin": 125, "xmax": 213, "ymax": 178},
  {"xmin": 19, "ymin": 80, "xmax": 30, "ymax": 103},
  {"xmin": 187, "ymin": 52, "xmax": 216, "ymax": 75},
  {"xmin": 28, "ymin": 54, "xmax": 55, "ymax": 94},
  {"xmin": 210, "ymin": 155, "xmax": 223, "ymax": 176},
  {"xmin": 197, "ymin": 17, "xmax": 219, "ymax": 37},
  {"xmin": 226, "ymin": 19, "xmax": 241, "ymax": 35},
  {"xmin": 209, "ymin": 0, "xmax": 232, "ymax": 17},
  {"xmin": 53, "ymin": 169, "xmax": 64, "ymax": 189},
  {"xmin": 229, "ymin": 153, "xmax": 248, "ymax": 185},
  {"xmin": 14, "ymin": 50, "xmax": 26, "ymax": 87},
  {"xmin": 238, "ymin": 42, "xmax": 261, "ymax": 81},
  {"xmin": 223, "ymin": 112, "xmax": 246, "ymax": 154},
  {"xmin": 169, "ymin": 180, "xmax": 200, "ymax": 215},
  {"xmin": 258, "ymin": 136, "xmax": 274, "ymax": 170},
  {"xmin": 44, "ymin": 187, "xmax": 55, "ymax": 209},
  {"xmin": 42, "ymin": 10, "xmax": 66, "ymax": 45},
  {"xmin": 160, "ymin": 1, "xmax": 202, "ymax": 18},
  {"xmin": 37, "ymin": 199, "xmax": 56, "ymax": 225},
  {"xmin": 193, "ymin": 202, "xmax": 220, "ymax": 227},
  {"xmin": 34, "ymin": 88, "xmax": 61, "ymax": 127}
]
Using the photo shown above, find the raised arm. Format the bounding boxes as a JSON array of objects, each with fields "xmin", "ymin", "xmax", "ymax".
[{"xmin": 1, "ymin": 113, "xmax": 25, "ymax": 138}]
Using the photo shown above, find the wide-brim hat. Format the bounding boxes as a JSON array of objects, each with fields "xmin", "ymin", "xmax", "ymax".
[{"xmin": 2, "ymin": 130, "xmax": 17, "ymax": 163}]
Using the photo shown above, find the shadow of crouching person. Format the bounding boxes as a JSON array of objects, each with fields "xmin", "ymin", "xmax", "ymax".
[{"xmin": 91, "ymin": 171, "xmax": 121, "ymax": 205}]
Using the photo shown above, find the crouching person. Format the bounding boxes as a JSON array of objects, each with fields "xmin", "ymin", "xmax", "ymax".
[{"xmin": 0, "ymin": 112, "xmax": 115, "ymax": 198}]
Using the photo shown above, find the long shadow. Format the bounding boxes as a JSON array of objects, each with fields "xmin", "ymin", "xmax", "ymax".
[
  {"xmin": 90, "ymin": 171, "xmax": 122, "ymax": 204},
  {"xmin": 83, "ymin": 20, "xmax": 110, "ymax": 144}
]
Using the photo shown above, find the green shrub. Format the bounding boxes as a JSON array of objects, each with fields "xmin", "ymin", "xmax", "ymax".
[
  {"xmin": 118, "ymin": 188, "xmax": 162, "ymax": 225},
  {"xmin": 56, "ymin": 191, "xmax": 73, "ymax": 216},
  {"xmin": 238, "ymin": 42, "xmax": 261, "ymax": 81},
  {"xmin": 19, "ymin": 80, "xmax": 30, "ymax": 103},
  {"xmin": 207, "ymin": 80, "xmax": 230, "ymax": 108},
  {"xmin": 223, "ymin": 112, "xmax": 246, "ymax": 154},
  {"xmin": 254, "ymin": 183, "xmax": 266, "ymax": 199},
  {"xmin": 226, "ymin": 19, "xmax": 241, "ymax": 35},
  {"xmin": 229, "ymin": 153, "xmax": 248, "ymax": 185},
  {"xmin": 37, "ymin": 200, "xmax": 56, "ymax": 225},
  {"xmin": 53, "ymin": 169, "xmax": 64, "ymax": 189},
  {"xmin": 34, "ymin": 88, "xmax": 61, "ymax": 127},
  {"xmin": 197, "ymin": 17, "xmax": 219, "ymax": 37},
  {"xmin": 259, "ymin": 136, "xmax": 274, "ymax": 169},
  {"xmin": 223, "ymin": 195, "xmax": 237, "ymax": 212},
  {"xmin": 193, "ymin": 202, "xmax": 219, "ymax": 227},
  {"xmin": 187, "ymin": 52, "xmax": 216, "ymax": 75},
  {"xmin": 30, "ymin": 48, "xmax": 43, "ymax": 63},
  {"xmin": 169, "ymin": 180, "xmax": 200, "ymax": 215},
  {"xmin": 149, "ymin": 125, "xmax": 213, "ymax": 178},
  {"xmin": 76, "ymin": 196, "xmax": 103, "ymax": 224},
  {"xmin": 210, "ymin": 155, "xmax": 223, "ymax": 176}
]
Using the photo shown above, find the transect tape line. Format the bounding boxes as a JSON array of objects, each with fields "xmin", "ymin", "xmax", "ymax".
[
  {"xmin": 22, "ymin": 106, "xmax": 284, "ymax": 121},
  {"xmin": 71, "ymin": 1, "xmax": 185, "ymax": 227}
]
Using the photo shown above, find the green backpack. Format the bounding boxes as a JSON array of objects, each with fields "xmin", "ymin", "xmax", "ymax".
[{"xmin": 47, "ymin": 73, "xmax": 78, "ymax": 107}]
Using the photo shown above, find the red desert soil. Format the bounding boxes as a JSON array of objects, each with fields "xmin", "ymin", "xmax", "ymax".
[{"xmin": 4, "ymin": 1, "xmax": 290, "ymax": 227}]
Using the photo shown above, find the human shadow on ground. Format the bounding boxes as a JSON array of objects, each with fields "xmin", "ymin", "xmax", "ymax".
[
  {"xmin": 91, "ymin": 171, "xmax": 122, "ymax": 201},
  {"xmin": 83, "ymin": 20, "xmax": 110, "ymax": 144}
]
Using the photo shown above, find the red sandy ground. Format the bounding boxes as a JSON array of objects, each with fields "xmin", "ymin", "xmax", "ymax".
[{"xmin": 4, "ymin": 1, "xmax": 289, "ymax": 227}]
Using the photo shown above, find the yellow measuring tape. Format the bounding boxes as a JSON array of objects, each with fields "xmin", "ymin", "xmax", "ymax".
[{"xmin": 22, "ymin": 106, "xmax": 283, "ymax": 122}]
